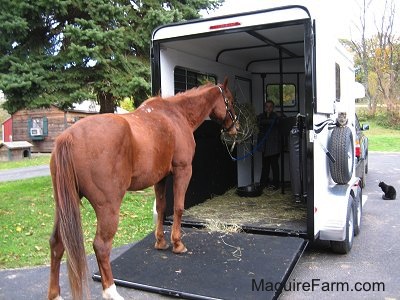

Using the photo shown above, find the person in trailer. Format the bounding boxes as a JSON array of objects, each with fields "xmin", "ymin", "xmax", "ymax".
[{"xmin": 257, "ymin": 100, "xmax": 283, "ymax": 190}]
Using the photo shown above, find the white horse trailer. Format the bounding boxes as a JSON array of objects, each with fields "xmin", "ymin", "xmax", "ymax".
[
  {"xmin": 96, "ymin": 2, "xmax": 367, "ymax": 299},
  {"xmin": 151, "ymin": 3, "xmax": 365, "ymax": 247}
]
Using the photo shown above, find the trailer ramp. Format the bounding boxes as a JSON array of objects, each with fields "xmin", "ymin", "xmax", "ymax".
[{"xmin": 93, "ymin": 228, "xmax": 307, "ymax": 300}]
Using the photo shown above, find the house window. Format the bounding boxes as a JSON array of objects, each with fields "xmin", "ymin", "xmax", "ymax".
[
  {"xmin": 174, "ymin": 67, "xmax": 217, "ymax": 94},
  {"xmin": 28, "ymin": 116, "xmax": 48, "ymax": 140},
  {"xmin": 32, "ymin": 117, "xmax": 43, "ymax": 130},
  {"xmin": 266, "ymin": 84, "xmax": 297, "ymax": 108}
]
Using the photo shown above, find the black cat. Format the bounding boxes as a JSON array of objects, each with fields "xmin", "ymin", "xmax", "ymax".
[{"xmin": 378, "ymin": 181, "xmax": 397, "ymax": 200}]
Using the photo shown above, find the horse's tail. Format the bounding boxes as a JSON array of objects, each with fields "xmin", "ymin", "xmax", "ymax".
[{"xmin": 52, "ymin": 133, "xmax": 88, "ymax": 300}]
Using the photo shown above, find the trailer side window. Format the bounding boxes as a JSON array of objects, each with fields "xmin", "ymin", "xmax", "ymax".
[
  {"xmin": 335, "ymin": 63, "xmax": 341, "ymax": 102},
  {"xmin": 266, "ymin": 84, "xmax": 296, "ymax": 108},
  {"xmin": 174, "ymin": 67, "xmax": 217, "ymax": 94}
]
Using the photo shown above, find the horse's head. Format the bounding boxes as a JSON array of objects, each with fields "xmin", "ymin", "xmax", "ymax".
[{"xmin": 212, "ymin": 78, "xmax": 238, "ymax": 136}]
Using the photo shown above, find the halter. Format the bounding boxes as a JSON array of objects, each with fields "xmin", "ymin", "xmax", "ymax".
[{"xmin": 216, "ymin": 85, "xmax": 238, "ymax": 133}]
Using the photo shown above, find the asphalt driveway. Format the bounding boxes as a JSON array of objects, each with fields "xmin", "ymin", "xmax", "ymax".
[{"xmin": 0, "ymin": 165, "xmax": 50, "ymax": 182}]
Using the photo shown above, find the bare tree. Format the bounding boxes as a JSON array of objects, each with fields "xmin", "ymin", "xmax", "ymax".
[
  {"xmin": 344, "ymin": 0, "xmax": 399, "ymax": 119},
  {"xmin": 344, "ymin": 0, "xmax": 375, "ymax": 111},
  {"xmin": 373, "ymin": 0, "xmax": 399, "ymax": 118},
  {"xmin": 358, "ymin": 0, "xmax": 372, "ymax": 110}
]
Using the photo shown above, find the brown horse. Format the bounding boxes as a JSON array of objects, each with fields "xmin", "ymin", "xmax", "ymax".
[{"xmin": 47, "ymin": 78, "xmax": 237, "ymax": 300}]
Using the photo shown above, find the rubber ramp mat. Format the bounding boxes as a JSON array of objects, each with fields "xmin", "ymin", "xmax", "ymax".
[{"xmin": 93, "ymin": 228, "xmax": 306, "ymax": 300}]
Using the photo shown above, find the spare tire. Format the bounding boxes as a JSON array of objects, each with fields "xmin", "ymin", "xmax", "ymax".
[{"xmin": 328, "ymin": 126, "xmax": 354, "ymax": 184}]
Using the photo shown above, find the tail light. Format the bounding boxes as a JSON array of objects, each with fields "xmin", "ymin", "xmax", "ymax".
[
  {"xmin": 209, "ymin": 22, "xmax": 241, "ymax": 30},
  {"xmin": 355, "ymin": 139, "xmax": 361, "ymax": 158}
]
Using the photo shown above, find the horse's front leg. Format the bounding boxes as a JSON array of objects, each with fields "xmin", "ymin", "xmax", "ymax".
[
  {"xmin": 171, "ymin": 165, "xmax": 192, "ymax": 254},
  {"xmin": 154, "ymin": 178, "xmax": 169, "ymax": 250}
]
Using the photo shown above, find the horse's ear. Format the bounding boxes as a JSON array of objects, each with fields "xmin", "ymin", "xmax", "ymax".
[{"xmin": 223, "ymin": 77, "xmax": 229, "ymax": 90}]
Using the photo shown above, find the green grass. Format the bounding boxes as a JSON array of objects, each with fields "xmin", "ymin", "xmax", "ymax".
[
  {"xmin": 360, "ymin": 119, "xmax": 400, "ymax": 152},
  {"xmin": 0, "ymin": 176, "xmax": 155, "ymax": 269},
  {"xmin": 0, "ymin": 154, "xmax": 51, "ymax": 170}
]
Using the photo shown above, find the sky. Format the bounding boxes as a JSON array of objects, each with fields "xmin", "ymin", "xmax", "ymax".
[{"xmin": 202, "ymin": 0, "xmax": 399, "ymax": 40}]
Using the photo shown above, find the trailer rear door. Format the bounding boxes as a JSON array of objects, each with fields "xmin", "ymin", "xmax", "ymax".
[{"xmin": 93, "ymin": 227, "xmax": 307, "ymax": 300}]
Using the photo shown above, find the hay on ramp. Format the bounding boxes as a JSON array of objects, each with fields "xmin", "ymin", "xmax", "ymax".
[{"xmin": 183, "ymin": 187, "xmax": 307, "ymax": 232}]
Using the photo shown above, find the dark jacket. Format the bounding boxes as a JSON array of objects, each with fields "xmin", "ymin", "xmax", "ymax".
[{"xmin": 257, "ymin": 111, "xmax": 281, "ymax": 156}]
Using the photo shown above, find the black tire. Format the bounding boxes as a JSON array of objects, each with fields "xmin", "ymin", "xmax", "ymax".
[
  {"xmin": 328, "ymin": 126, "xmax": 354, "ymax": 184},
  {"xmin": 353, "ymin": 186, "xmax": 362, "ymax": 236},
  {"xmin": 331, "ymin": 197, "xmax": 354, "ymax": 254}
]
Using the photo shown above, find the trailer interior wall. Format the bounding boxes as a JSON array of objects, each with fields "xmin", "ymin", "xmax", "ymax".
[
  {"xmin": 158, "ymin": 48, "xmax": 251, "ymax": 98},
  {"xmin": 158, "ymin": 47, "xmax": 252, "ymax": 217}
]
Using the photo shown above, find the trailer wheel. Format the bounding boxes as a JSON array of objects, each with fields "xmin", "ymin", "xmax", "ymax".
[
  {"xmin": 328, "ymin": 126, "xmax": 354, "ymax": 184},
  {"xmin": 331, "ymin": 197, "xmax": 354, "ymax": 254},
  {"xmin": 353, "ymin": 186, "xmax": 362, "ymax": 236}
]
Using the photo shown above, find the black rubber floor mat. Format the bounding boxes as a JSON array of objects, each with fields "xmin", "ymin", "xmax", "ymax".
[{"xmin": 93, "ymin": 228, "xmax": 306, "ymax": 300}]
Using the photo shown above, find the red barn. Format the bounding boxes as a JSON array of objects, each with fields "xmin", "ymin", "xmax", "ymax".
[{"xmin": 1, "ymin": 117, "xmax": 12, "ymax": 142}]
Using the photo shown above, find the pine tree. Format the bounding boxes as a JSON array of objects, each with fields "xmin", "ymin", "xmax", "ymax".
[{"xmin": 0, "ymin": 0, "xmax": 223, "ymax": 113}]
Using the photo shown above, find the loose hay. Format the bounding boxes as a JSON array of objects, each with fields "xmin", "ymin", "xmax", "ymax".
[
  {"xmin": 184, "ymin": 187, "xmax": 307, "ymax": 232},
  {"xmin": 204, "ymin": 219, "xmax": 243, "ymax": 233}
]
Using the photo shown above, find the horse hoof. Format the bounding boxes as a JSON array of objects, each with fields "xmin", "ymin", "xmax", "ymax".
[
  {"xmin": 172, "ymin": 244, "xmax": 187, "ymax": 254},
  {"xmin": 102, "ymin": 283, "xmax": 124, "ymax": 300},
  {"xmin": 154, "ymin": 241, "xmax": 169, "ymax": 250}
]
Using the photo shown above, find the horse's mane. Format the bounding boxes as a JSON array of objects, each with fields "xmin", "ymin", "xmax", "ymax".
[
  {"xmin": 139, "ymin": 83, "xmax": 216, "ymax": 107},
  {"xmin": 167, "ymin": 83, "xmax": 215, "ymax": 101}
]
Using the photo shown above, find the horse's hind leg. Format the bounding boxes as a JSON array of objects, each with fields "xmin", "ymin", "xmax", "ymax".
[
  {"xmin": 48, "ymin": 217, "xmax": 65, "ymax": 300},
  {"xmin": 93, "ymin": 202, "xmax": 124, "ymax": 300},
  {"xmin": 154, "ymin": 178, "xmax": 169, "ymax": 250},
  {"xmin": 171, "ymin": 165, "xmax": 191, "ymax": 254}
]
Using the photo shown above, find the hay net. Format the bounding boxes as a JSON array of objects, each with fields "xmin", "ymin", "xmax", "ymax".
[{"xmin": 220, "ymin": 102, "xmax": 259, "ymax": 156}]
